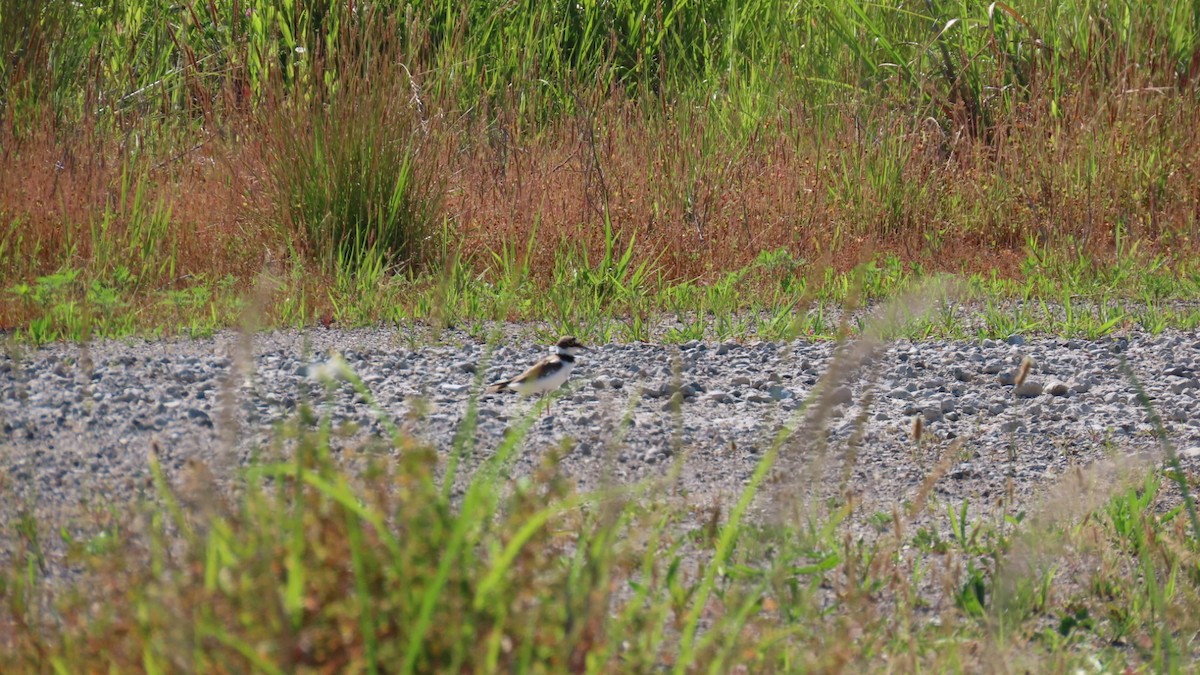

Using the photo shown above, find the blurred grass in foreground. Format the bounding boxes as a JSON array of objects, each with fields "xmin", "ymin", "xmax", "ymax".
[{"xmin": 3, "ymin": 318, "xmax": 1200, "ymax": 671}]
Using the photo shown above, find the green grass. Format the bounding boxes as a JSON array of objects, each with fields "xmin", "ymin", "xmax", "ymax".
[
  {"xmin": 7, "ymin": 0, "xmax": 1196, "ymax": 126},
  {"xmin": 7, "ymin": 243, "xmax": 1200, "ymax": 345}
]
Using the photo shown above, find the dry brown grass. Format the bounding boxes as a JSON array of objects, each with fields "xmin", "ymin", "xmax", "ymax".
[
  {"xmin": 440, "ymin": 84, "xmax": 1200, "ymax": 281},
  {"xmin": 0, "ymin": 114, "xmax": 279, "ymax": 327},
  {"xmin": 3, "ymin": 70, "xmax": 1200, "ymax": 331}
]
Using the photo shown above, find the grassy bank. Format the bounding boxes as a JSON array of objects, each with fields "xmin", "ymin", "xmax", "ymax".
[{"xmin": 3, "ymin": 1, "xmax": 1200, "ymax": 341}]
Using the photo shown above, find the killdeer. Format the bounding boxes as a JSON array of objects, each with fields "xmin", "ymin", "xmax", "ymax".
[{"xmin": 486, "ymin": 336, "xmax": 588, "ymax": 414}]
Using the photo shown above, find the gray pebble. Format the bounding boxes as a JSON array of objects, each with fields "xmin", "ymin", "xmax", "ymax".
[
  {"xmin": 767, "ymin": 385, "xmax": 793, "ymax": 401},
  {"xmin": 1014, "ymin": 381, "xmax": 1044, "ymax": 398},
  {"xmin": 828, "ymin": 386, "xmax": 853, "ymax": 406}
]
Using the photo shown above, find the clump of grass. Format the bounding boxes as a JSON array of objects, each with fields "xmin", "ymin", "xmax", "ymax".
[{"xmin": 260, "ymin": 37, "xmax": 443, "ymax": 274}]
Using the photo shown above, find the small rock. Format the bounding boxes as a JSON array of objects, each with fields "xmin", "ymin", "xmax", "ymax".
[
  {"xmin": 641, "ymin": 383, "xmax": 668, "ymax": 399},
  {"xmin": 1014, "ymin": 381, "xmax": 1044, "ymax": 398},
  {"xmin": 186, "ymin": 409, "xmax": 213, "ymax": 428},
  {"xmin": 1046, "ymin": 381, "xmax": 1069, "ymax": 397},
  {"xmin": 827, "ymin": 385, "xmax": 853, "ymax": 406},
  {"xmin": 1171, "ymin": 380, "xmax": 1199, "ymax": 395},
  {"xmin": 767, "ymin": 385, "xmax": 793, "ymax": 401},
  {"xmin": 440, "ymin": 383, "xmax": 470, "ymax": 395},
  {"xmin": 950, "ymin": 462, "xmax": 976, "ymax": 479}
]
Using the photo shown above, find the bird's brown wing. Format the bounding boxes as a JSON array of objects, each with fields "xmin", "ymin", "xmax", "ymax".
[
  {"xmin": 509, "ymin": 357, "xmax": 563, "ymax": 385},
  {"xmin": 488, "ymin": 356, "xmax": 560, "ymax": 393}
]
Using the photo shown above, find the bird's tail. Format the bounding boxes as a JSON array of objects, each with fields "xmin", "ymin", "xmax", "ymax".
[{"xmin": 485, "ymin": 380, "xmax": 510, "ymax": 393}]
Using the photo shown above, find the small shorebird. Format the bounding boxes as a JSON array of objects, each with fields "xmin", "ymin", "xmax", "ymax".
[{"xmin": 486, "ymin": 336, "xmax": 588, "ymax": 414}]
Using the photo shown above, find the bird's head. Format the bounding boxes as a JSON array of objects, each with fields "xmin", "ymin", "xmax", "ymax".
[{"xmin": 554, "ymin": 335, "xmax": 588, "ymax": 356}]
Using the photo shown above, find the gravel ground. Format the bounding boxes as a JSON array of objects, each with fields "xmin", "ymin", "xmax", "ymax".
[{"xmin": 3, "ymin": 326, "xmax": 1200, "ymax": 534}]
